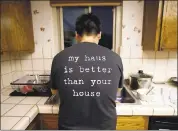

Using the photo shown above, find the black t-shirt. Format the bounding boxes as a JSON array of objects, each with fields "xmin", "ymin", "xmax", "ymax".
[{"xmin": 50, "ymin": 42, "xmax": 123, "ymax": 130}]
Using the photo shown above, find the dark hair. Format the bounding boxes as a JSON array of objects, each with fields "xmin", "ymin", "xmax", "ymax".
[{"xmin": 75, "ymin": 13, "xmax": 101, "ymax": 36}]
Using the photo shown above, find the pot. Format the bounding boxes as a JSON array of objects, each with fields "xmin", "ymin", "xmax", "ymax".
[{"xmin": 129, "ymin": 70, "xmax": 153, "ymax": 90}]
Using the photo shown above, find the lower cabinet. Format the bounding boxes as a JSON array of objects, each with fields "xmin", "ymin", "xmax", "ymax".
[
  {"xmin": 26, "ymin": 114, "xmax": 58, "ymax": 130},
  {"xmin": 116, "ymin": 116, "xmax": 149, "ymax": 130},
  {"xmin": 26, "ymin": 114, "xmax": 148, "ymax": 130},
  {"xmin": 40, "ymin": 114, "xmax": 58, "ymax": 130},
  {"xmin": 26, "ymin": 115, "xmax": 41, "ymax": 130}
]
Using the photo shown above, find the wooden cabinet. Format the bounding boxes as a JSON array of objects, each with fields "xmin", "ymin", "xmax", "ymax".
[
  {"xmin": 26, "ymin": 114, "xmax": 149, "ymax": 130},
  {"xmin": 142, "ymin": 0, "xmax": 177, "ymax": 51},
  {"xmin": 142, "ymin": 1, "xmax": 159, "ymax": 51},
  {"xmin": 1, "ymin": 1, "xmax": 34, "ymax": 53},
  {"xmin": 160, "ymin": 1, "xmax": 177, "ymax": 50},
  {"xmin": 26, "ymin": 115, "xmax": 40, "ymax": 130},
  {"xmin": 40, "ymin": 114, "xmax": 58, "ymax": 130},
  {"xmin": 116, "ymin": 116, "xmax": 149, "ymax": 130},
  {"xmin": 26, "ymin": 114, "xmax": 58, "ymax": 130}
]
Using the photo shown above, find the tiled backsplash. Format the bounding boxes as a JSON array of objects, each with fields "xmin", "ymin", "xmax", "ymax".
[
  {"xmin": 1, "ymin": 1, "xmax": 56, "ymax": 89},
  {"xmin": 120, "ymin": 1, "xmax": 177, "ymax": 81},
  {"xmin": 0, "ymin": 52, "xmax": 52, "ymax": 89},
  {"xmin": 1, "ymin": 1, "xmax": 177, "ymax": 89}
]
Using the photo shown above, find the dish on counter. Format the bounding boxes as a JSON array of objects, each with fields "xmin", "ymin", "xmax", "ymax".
[{"xmin": 10, "ymin": 75, "xmax": 50, "ymax": 94}]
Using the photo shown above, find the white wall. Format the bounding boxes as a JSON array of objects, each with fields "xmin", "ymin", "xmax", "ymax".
[
  {"xmin": 1, "ymin": 1, "xmax": 59, "ymax": 89},
  {"xmin": 1, "ymin": 1, "xmax": 177, "ymax": 89},
  {"xmin": 120, "ymin": 1, "xmax": 177, "ymax": 82},
  {"xmin": 1, "ymin": 52, "xmax": 13, "ymax": 89}
]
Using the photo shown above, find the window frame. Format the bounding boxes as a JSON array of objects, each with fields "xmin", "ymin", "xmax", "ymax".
[{"xmin": 55, "ymin": 6, "xmax": 122, "ymax": 54}]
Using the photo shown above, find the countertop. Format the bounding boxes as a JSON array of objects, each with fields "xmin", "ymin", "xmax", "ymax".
[{"xmin": 1, "ymin": 83, "xmax": 177, "ymax": 130}]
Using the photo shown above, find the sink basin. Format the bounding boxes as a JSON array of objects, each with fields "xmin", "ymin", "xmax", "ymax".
[{"xmin": 116, "ymin": 87, "xmax": 140, "ymax": 104}]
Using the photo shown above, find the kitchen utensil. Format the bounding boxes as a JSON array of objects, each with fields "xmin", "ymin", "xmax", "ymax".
[
  {"xmin": 138, "ymin": 86, "xmax": 165, "ymax": 105},
  {"xmin": 129, "ymin": 70, "xmax": 153, "ymax": 90},
  {"xmin": 146, "ymin": 86, "xmax": 154, "ymax": 95},
  {"xmin": 137, "ymin": 88, "xmax": 148, "ymax": 99},
  {"xmin": 35, "ymin": 74, "xmax": 41, "ymax": 83},
  {"xmin": 136, "ymin": 86, "xmax": 154, "ymax": 101}
]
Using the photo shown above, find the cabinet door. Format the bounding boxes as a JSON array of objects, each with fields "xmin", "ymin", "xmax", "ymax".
[
  {"xmin": 160, "ymin": 1, "xmax": 177, "ymax": 50},
  {"xmin": 1, "ymin": 3, "xmax": 17, "ymax": 52},
  {"xmin": 116, "ymin": 116, "xmax": 149, "ymax": 130},
  {"xmin": 40, "ymin": 114, "xmax": 58, "ymax": 130},
  {"xmin": 1, "ymin": 3, "xmax": 8, "ymax": 52},
  {"xmin": 142, "ymin": 1, "xmax": 160, "ymax": 51},
  {"xmin": 16, "ymin": 1, "xmax": 35, "ymax": 52},
  {"xmin": 1, "ymin": 1, "xmax": 34, "ymax": 52},
  {"xmin": 26, "ymin": 115, "xmax": 40, "ymax": 130},
  {"xmin": 0, "ymin": 36, "xmax": 9, "ymax": 52}
]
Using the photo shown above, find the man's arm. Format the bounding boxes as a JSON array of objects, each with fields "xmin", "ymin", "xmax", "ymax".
[
  {"xmin": 118, "ymin": 57, "xmax": 124, "ymax": 89},
  {"xmin": 117, "ymin": 60, "xmax": 124, "ymax": 95},
  {"xmin": 50, "ymin": 56, "xmax": 58, "ymax": 95}
]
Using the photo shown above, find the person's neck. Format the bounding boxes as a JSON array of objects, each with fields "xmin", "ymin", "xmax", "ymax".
[{"xmin": 80, "ymin": 36, "xmax": 98, "ymax": 44}]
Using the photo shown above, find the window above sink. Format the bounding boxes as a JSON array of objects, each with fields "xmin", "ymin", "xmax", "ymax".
[{"xmin": 52, "ymin": 4, "xmax": 122, "ymax": 54}]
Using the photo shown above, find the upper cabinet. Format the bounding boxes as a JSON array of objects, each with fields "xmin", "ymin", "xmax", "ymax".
[
  {"xmin": 142, "ymin": 0, "xmax": 177, "ymax": 51},
  {"xmin": 160, "ymin": 1, "xmax": 177, "ymax": 50},
  {"xmin": 1, "ymin": 1, "xmax": 35, "ymax": 53}
]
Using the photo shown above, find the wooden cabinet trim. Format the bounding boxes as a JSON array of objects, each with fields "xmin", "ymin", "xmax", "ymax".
[
  {"xmin": 26, "ymin": 114, "xmax": 149, "ymax": 130},
  {"xmin": 50, "ymin": 0, "xmax": 121, "ymax": 6},
  {"xmin": 142, "ymin": 0, "xmax": 177, "ymax": 51},
  {"xmin": 142, "ymin": 1, "xmax": 160, "ymax": 51},
  {"xmin": 26, "ymin": 114, "xmax": 40, "ymax": 130},
  {"xmin": 1, "ymin": 1, "xmax": 35, "ymax": 53},
  {"xmin": 160, "ymin": 1, "xmax": 177, "ymax": 50},
  {"xmin": 39, "ymin": 114, "xmax": 58, "ymax": 130},
  {"xmin": 116, "ymin": 116, "xmax": 149, "ymax": 130}
]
